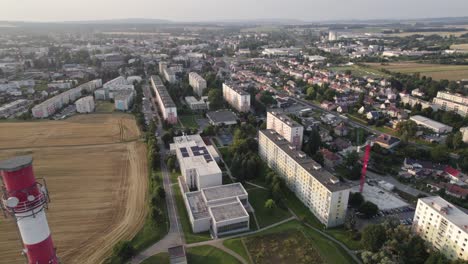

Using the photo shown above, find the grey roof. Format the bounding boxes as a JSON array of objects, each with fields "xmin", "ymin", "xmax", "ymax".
[
  {"xmin": 151, "ymin": 75, "xmax": 176, "ymax": 108},
  {"xmin": 268, "ymin": 110, "xmax": 302, "ymax": 128},
  {"xmin": 0, "ymin": 155, "xmax": 33, "ymax": 172},
  {"xmin": 260, "ymin": 129, "xmax": 351, "ymax": 192},
  {"xmin": 209, "ymin": 201, "xmax": 248, "ymax": 222},
  {"xmin": 185, "ymin": 191, "xmax": 210, "ymax": 220},
  {"xmin": 202, "ymin": 183, "xmax": 247, "ymax": 202},
  {"xmin": 168, "ymin": 245, "xmax": 186, "ymax": 258},
  {"xmin": 206, "ymin": 110, "xmax": 238, "ymax": 124}
]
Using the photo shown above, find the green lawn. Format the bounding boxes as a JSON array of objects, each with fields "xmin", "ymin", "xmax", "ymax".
[
  {"xmin": 178, "ymin": 114, "xmax": 202, "ymax": 128},
  {"xmin": 130, "ymin": 170, "xmax": 169, "ymax": 251},
  {"xmin": 140, "ymin": 252, "xmax": 170, "ymax": 264},
  {"xmin": 170, "ymin": 170, "xmax": 180, "ymax": 184},
  {"xmin": 187, "ymin": 245, "xmax": 241, "ymax": 264},
  {"xmin": 329, "ymin": 65, "xmax": 389, "ymax": 78},
  {"xmin": 223, "ymin": 238, "xmax": 251, "ymax": 264},
  {"xmin": 95, "ymin": 101, "xmax": 115, "ymax": 113},
  {"xmin": 241, "ymin": 220, "xmax": 356, "ymax": 264},
  {"xmin": 248, "ymin": 188, "xmax": 291, "ymax": 228},
  {"xmin": 173, "ymin": 184, "xmax": 211, "ymax": 243},
  {"xmin": 325, "ymin": 228, "xmax": 362, "ymax": 250}
]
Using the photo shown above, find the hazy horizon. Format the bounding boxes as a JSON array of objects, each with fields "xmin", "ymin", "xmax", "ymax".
[{"xmin": 1, "ymin": 0, "xmax": 468, "ymax": 23}]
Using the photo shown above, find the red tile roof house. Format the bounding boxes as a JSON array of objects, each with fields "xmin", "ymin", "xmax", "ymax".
[
  {"xmin": 427, "ymin": 182, "xmax": 468, "ymax": 199},
  {"xmin": 319, "ymin": 148, "xmax": 342, "ymax": 169},
  {"xmin": 445, "ymin": 166, "xmax": 468, "ymax": 186}
]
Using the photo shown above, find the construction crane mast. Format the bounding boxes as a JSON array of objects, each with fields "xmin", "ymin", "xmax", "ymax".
[{"xmin": 360, "ymin": 143, "xmax": 372, "ymax": 193}]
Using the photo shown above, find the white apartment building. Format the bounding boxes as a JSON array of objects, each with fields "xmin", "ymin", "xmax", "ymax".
[
  {"xmin": 222, "ymin": 83, "xmax": 250, "ymax": 112},
  {"xmin": 150, "ymin": 75, "xmax": 178, "ymax": 124},
  {"xmin": 413, "ymin": 196, "xmax": 468, "ymax": 261},
  {"xmin": 47, "ymin": 81, "xmax": 73, "ymax": 90},
  {"xmin": 258, "ymin": 130, "xmax": 350, "ymax": 227},
  {"xmin": 32, "ymin": 79, "xmax": 102, "ymax": 118},
  {"xmin": 75, "ymin": 96, "xmax": 95, "ymax": 113},
  {"xmin": 0, "ymin": 99, "xmax": 31, "ymax": 118},
  {"xmin": 163, "ymin": 68, "xmax": 176, "ymax": 84},
  {"xmin": 114, "ymin": 90, "xmax": 134, "ymax": 111},
  {"xmin": 185, "ymin": 96, "xmax": 208, "ymax": 111},
  {"xmin": 182, "ymin": 183, "xmax": 250, "ymax": 238},
  {"xmin": 189, "ymin": 72, "xmax": 207, "ymax": 96},
  {"xmin": 433, "ymin": 92, "xmax": 468, "ymax": 117},
  {"xmin": 170, "ymin": 134, "xmax": 222, "ymax": 190},
  {"xmin": 267, "ymin": 111, "xmax": 304, "ymax": 148},
  {"xmin": 400, "ymin": 95, "xmax": 436, "ymax": 110}
]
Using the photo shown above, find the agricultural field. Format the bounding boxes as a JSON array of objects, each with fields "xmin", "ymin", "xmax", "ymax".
[
  {"xmin": 366, "ymin": 62, "xmax": 468, "ymax": 81},
  {"xmin": 329, "ymin": 65, "xmax": 390, "ymax": 78},
  {"xmin": 450, "ymin": 43, "xmax": 468, "ymax": 51},
  {"xmin": 0, "ymin": 114, "xmax": 148, "ymax": 264},
  {"xmin": 386, "ymin": 31, "xmax": 468, "ymax": 37}
]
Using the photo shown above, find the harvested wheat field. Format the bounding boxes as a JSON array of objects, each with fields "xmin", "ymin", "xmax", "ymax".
[
  {"xmin": 0, "ymin": 114, "xmax": 148, "ymax": 264},
  {"xmin": 366, "ymin": 62, "xmax": 468, "ymax": 81}
]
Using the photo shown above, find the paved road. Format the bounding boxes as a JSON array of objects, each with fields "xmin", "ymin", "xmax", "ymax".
[
  {"xmin": 130, "ymin": 82, "xmax": 184, "ymax": 264},
  {"xmin": 366, "ymin": 170, "xmax": 430, "ymax": 197}
]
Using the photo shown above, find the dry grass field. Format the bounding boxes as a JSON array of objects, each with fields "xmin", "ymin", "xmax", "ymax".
[
  {"xmin": 0, "ymin": 114, "xmax": 148, "ymax": 264},
  {"xmin": 366, "ymin": 62, "xmax": 468, "ymax": 81},
  {"xmin": 450, "ymin": 43, "xmax": 468, "ymax": 51},
  {"xmin": 387, "ymin": 31, "xmax": 468, "ymax": 37}
]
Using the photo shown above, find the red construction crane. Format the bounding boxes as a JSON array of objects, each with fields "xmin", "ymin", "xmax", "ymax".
[{"xmin": 359, "ymin": 143, "xmax": 372, "ymax": 193}]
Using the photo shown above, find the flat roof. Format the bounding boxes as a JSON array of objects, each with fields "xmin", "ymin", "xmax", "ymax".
[
  {"xmin": 172, "ymin": 135, "xmax": 220, "ymax": 176},
  {"xmin": 185, "ymin": 191, "xmax": 210, "ymax": 220},
  {"xmin": 0, "ymin": 155, "xmax": 33, "ymax": 172},
  {"xmin": 202, "ymin": 183, "xmax": 247, "ymax": 202},
  {"xmin": 268, "ymin": 110, "xmax": 302, "ymax": 128},
  {"xmin": 260, "ymin": 129, "xmax": 351, "ymax": 192},
  {"xmin": 206, "ymin": 110, "xmax": 237, "ymax": 124},
  {"xmin": 168, "ymin": 245, "xmax": 186, "ymax": 258},
  {"xmin": 223, "ymin": 83, "xmax": 249, "ymax": 95},
  {"xmin": 151, "ymin": 75, "xmax": 176, "ymax": 108},
  {"xmin": 209, "ymin": 200, "xmax": 248, "ymax": 222},
  {"xmin": 419, "ymin": 196, "xmax": 468, "ymax": 231},
  {"xmin": 410, "ymin": 115, "xmax": 452, "ymax": 130},
  {"xmin": 352, "ymin": 184, "xmax": 408, "ymax": 210}
]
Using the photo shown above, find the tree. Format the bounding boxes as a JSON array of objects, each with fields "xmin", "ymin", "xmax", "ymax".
[
  {"xmin": 208, "ymin": 89, "xmax": 223, "ymax": 110},
  {"xmin": 303, "ymin": 129, "xmax": 321, "ymax": 156},
  {"xmin": 452, "ymin": 131, "xmax": 464, "ymax": 150},
  {"xmin": 425, "ymin": 252, "xmax": 450, "ymax": 264},
  {"xmin": 358, "ymin": 201, "xmax": 379, "ymax": 218},
  {"xmin": 155, "ymin": 186, "xmax": 166, "ymax": 199},
  {"xmin": 396, "ymin": 120, "xmax": 418, "ymax": 139},
  {"xmin": 431, "ymin": 145, "xmax": 450, "ymax": 163},
  {"xmin": 348, "ymin": 192, "xmax": 364, "ymax": 208},
  {"xmin": 361, "ymin": 224, "xmax": 387, "ymax": 252},
  {"xmin": 166, "ymin": 157, "xmax": 176, "ymax": 172},
  {"xmin": 264, "ymin": 199, "xmax": 276, "ymax": 210},
  {"xmin": 112, "ymin": 240, "xmax": 135, "ymax": 262}
]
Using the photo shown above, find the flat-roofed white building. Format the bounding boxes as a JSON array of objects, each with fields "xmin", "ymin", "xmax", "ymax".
[
  {"xmin": 163, "ymin": 68, "xmax": 176, "ymax": 84},
  {"xmin": 401, "ymin": 95, "xmax": 436, "ymax": 110},
  {"xmin": 114, "ymin": 90, "xmax": 134, "ymax": 111},
  {"xmin": 433, "ymin": 92, "xmax": 468, "ymax": 117},
  {"xmin": 412, "ymin": 196, "xmax": 468, "ymax": 261},
  {"xmin": 267, "ymin": 111, "xmax": 304, "ymax": 148},
  {"xmin": 170, "ymin": 134, "xmax": 221, "ymax": 190},
  {"xmin": 75, "ymin": 96, "xmax": 95, "ymax": 113},
  {"xmin": 189, "ymin": 72, "xmax": 207, "ymax": 96},
  {"xmin": 151, "ymin": 75, "xmax": 178, "ymax": 124},
  {"xmin": 0, "ymin": 99, "xmax": 31, "ymax": 118},
  {"xmin": 222, "ymin": 83, "xmax": 250, "ymax": 112},
  {"xmin": 182, "ymin": 183, "xmax": 250, "ymax": 237},
  {"xmin": 258, "ymin": 129, "xmax": 351, "ymax": 227},
  {"xmin": 410, "ymin": 115, "xmax": 453, "ymax": 134},
  {"xmin": 461, "ymin": 127, "xmax": 468, "ymax": 143},
  {"xmin": 185, "ymin": 96, "xmax": 208, "ymax": 111}
]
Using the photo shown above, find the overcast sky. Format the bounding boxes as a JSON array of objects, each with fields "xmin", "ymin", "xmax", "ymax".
[{"xmin": 1, "ymin": 0, "xmax": 467, "ymax": 22}]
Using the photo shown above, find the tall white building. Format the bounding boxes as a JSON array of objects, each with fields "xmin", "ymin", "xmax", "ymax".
[
  {"xmin": 151, "ymin": 75, "xmax": 178, "ymax": 124},
  {"xmin": 222, "ymin": 83, "xmax": 250, "ymax": 112},
  {"xmin": 163, "ymin": 68, "xmax": 176, "ymax": 84},
  {"xmin": 170, "ymin": 134, "xmax": 222, "ymax": 190},
  {"xmin": 258, "ymin": 129, "xmax": 350, "ymax": 227},
  {"xmin": 267, "ymin": 111, "xmax": 304, "ymax": 148},
  {"xmin": 75, "ymin": 96, "xmax": 95, "ymax": 113},
  {"xmin": 189, "ymin": 72, "xmax": 207, "ymax": 96},
  {"xmin": 412, "ymin": 196, "xmax": 468, "ymax": 261},
  {"xmin": 433, "ymin": 92, "xmax": 468, "ymax": 117},
  {"xmin": 328, "ymin": 31, "xmax": 338, "ymax": 41}
]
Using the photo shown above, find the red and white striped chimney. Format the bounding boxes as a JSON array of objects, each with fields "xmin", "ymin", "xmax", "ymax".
[{"xmin": 0, "ymin": 155, "xmax": 59, "ymax": 264}]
